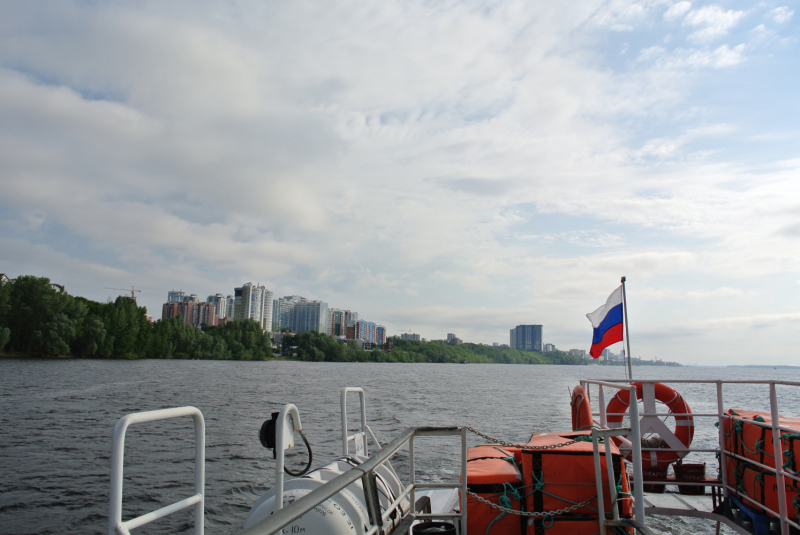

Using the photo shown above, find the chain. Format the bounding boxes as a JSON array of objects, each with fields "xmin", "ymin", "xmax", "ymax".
[
  {"xmin": 466, "ymin": 491, "xmax": 597, "ymax": 517},
  {"xmin": 465, "ymin": 426, "xmax": 589, "ymax": 450}
]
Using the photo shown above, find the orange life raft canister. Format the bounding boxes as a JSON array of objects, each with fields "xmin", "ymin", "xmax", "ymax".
[
  {"xmin": 606, "ymin": 382, "xmax": 694, "ymax": 468},
  {"xmin": 723, "ymin": 409, "xmax": 800, "ymax": 470},
  {"xmin": 725, "ymin": 457, "xmax": 800, "ymax": 519},
  {"xmin": 571, "ymin": 385, "xmax": 593, "ymax": 432},
  {"xmin": 521, "ymin": 433, "xmax": 633, "ymax": 522},
  {"xmin": 464, "ymin": 445, "xmax": 524, "ymax": 535}
]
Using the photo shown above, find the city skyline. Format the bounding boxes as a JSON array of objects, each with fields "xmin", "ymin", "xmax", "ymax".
[{"xmin": 2, "ymin": 2, "xmax": 798, "ymax": 365}]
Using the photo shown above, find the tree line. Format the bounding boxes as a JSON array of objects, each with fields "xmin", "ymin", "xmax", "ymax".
[
  {"xmin": 1, "ymin": 274, "xmax": 587, "ymax": 365},
  {"xmin": 282, "ymin": 330, "xmax": 587, "ymax": 365},
  {"xmin": 0, "ymin": 275, "xmax": 272, "ymax": 359}
]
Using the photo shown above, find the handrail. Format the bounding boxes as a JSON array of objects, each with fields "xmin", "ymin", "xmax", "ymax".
[
  {"xmin": 586, "ymin": 378, "xmax": 800, "ymax": 535},
  {"xmin": 109, "ymin": 407, "xmax": 205, "ymax": 535},
  {"xmin": 341, "ymin": 387, "xmax": 368, "ymax": 456},
  {"xmin": 239, "ymin": 426, "xmax": 467, "ymax": 535}
]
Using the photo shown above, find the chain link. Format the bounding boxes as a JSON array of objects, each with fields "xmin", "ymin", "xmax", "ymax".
[
  {"xmin": 465, "ymin": 426, "xmax": 589, "ymax": 450},
  {"xmin": 466, "ymin": 491, "xmax": 597, "ymax": 517}
]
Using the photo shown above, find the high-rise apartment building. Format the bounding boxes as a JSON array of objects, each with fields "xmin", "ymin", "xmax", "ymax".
[
  {"xmin": 233, "ymin": 283, "xmax": 274, "ymax": 331},
  {"xmin": 162, "ymin": 301, "xmax": 217, "ymax": 327},
  {"xmin": 400, "ymin": 333, "xmax": 421, "ymax": 341},
  {"xmin": 355, "ymin": 320, "xmax": 377, "ymax": 342},
  {"xmin": 207, "ymin": 294, "xmax": 229, "ymax": 319},
  {"xmin": 328, "ymin": 309, "xmax": 359, "ymax": 337},
  {"xmin": 272, "ymin": 295, "xmax": 328, "ymax": 334},
  {"xmin": 376, "ymin": 326, "xmax": 386, "ymax": 345},
  {"xmin": 511, "ymin": 325, "xmax": 543, "ymax": 352}
]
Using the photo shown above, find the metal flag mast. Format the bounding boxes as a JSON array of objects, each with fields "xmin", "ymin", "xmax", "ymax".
[{"xmin": 621, "ymin": 276, "xmax": 633, "ymax": 381}]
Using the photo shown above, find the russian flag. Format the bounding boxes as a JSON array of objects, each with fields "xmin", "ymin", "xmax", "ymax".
[{"xmin": 587, "ymin": 286, "xmax": 624, "ymax": 358}]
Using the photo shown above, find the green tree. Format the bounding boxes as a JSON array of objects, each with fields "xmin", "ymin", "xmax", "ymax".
[{"xmin": 2, "ymin": 275, "xmax": 86, "ymax": 355}]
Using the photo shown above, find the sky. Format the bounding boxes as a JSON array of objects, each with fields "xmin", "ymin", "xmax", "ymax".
[{"xmin": 1, "ymin": 1, "xmax": 798, "ymax": 365}]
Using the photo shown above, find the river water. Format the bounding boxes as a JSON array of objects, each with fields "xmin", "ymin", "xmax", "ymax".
[{"xmin": 2, "ymin": 359, "xmax": 800, "ymax": 535}]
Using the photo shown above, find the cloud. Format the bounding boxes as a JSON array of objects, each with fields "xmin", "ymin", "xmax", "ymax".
[
  {"xmin": 768, "ymin": 6, "xmax": 794, "ymax": 23},
  {"xmin": 0, "ymin": 1, "xmax": 799, "ymax": 363},
  {"xmin": 664, "ymin": 1, "xmax": 692, "ymax": 21},
  {"xmin": 685, "ymin": 287, "xmax": 743, "ymax": 299},
  {"xmin": 683, "ymin": 5, "xmax": 745, "ymax": 42}
]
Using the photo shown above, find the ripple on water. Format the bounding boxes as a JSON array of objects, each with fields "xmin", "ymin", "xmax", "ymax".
[{"xmin": 3, "ymin": 359, "xmax": 799, "ymax": 534}]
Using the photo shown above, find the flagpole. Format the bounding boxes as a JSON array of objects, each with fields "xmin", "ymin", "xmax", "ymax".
[{"xmin": 621, "ymin": 276, "xmax": 633, "ymax": 381}]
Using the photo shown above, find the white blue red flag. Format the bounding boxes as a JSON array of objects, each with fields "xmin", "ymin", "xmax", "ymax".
[{"xmin": 587, "ymin": 286, "xmax": 624, "ymax": 358}]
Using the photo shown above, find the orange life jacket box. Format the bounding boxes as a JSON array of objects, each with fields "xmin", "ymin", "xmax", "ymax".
[
  {"xmin": 464, "ymin": 446, "xmax": 525, "ymax": 535},
  {"xmin": 725, "ymin": 457, "xmax": 800, "ymax": 520},
  {"xmin": 521, "ymin": 434, "xmax": 633, "ymax": 519},
  {"xmin": 723, "ymin": 409, "xmax": 800, "ymax": 471},
  {"xmin": 525, "ymin": 517, "xmax": 633, "ymax": 535}
]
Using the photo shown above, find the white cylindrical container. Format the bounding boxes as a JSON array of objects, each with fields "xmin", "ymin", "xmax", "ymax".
[{"xmin": 244, "ymin": 456, "xmax": 409, "ymax": 534}]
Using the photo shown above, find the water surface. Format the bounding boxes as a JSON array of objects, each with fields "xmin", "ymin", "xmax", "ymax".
[{"xmin": 2, "ymin": 360, "xmax": 799, "ymax": 534}]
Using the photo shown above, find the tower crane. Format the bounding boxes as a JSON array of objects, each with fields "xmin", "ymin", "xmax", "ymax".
[{"xmin": 104, "ymin": 286, "xmax": 142, "ymax": 302}]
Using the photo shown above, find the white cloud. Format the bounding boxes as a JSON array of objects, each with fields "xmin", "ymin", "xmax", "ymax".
[
  {"xmin": 664, "ymin": 1, "xmax": 692, "ymax": 21},
  {"xmin": 768, "ymin": 6, "xmax": 794, "ymax": 23},
  {"xmin": 680, "ymin": 44, "xmax": 747, "ymax": 68},
  {"xmin": 0, "ymin": 1, "xmax": 798, "ymax": 362},
  {"xmin": 684, "ymin": 5, "xmax": 746, "ymax": 42}
]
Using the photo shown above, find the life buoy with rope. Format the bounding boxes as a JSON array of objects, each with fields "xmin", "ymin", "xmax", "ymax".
[
  {"xmin": 570, "ymin": 385, "xmax": 593, "ymax": 432},
  {"xmin": 606, "ymin": 382, "xmax": 694, "ymax": 468}
]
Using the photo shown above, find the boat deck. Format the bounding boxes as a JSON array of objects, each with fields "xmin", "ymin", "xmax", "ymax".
[{"xmin": 642, "ymin": 483, "xmax": 778, "ymax": 535}]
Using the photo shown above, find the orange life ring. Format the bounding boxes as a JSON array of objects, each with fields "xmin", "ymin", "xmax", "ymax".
[
  {"xmin": 606, "ymin": 382, "xmax": 694, "ymax": 468},
  {"xmin": 570, "ymin": 385, "xmax": 593, "ymax": 432}
]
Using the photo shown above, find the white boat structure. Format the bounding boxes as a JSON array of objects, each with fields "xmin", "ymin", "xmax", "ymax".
[{"xmin": 108, "ymin": 379, "xmax": 800, "ymax": 535}]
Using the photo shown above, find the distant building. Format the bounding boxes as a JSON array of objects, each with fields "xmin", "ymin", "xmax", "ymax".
[
  {"xmin": 493, "ymin": 342, "xmax": 499, "ymax": 347},
  {"xmin": 400, "ymin": 333, "xmax": 421, "ymax": 341},
  {"xmin": 510, "ymin": 328, "xmax": 516, "ymax": 348},
  {"xmin": 376, "ymin": 326, "xmax": 386, "ymax": 345},
  {"xmin": 355, "ymin": 320, "xmax": 377, "ymax": 342},
  {"xmin": 569, "ymin": 349, "xmax": 587, "ymax": 358},
  {"xmin": 543, "ymin": 343, "xmax": 556, "ymax": 352},
  {"xmin": 446, "ymin": 333, "xmax": 463, "ymax": 346},
  {"xmin": 328, "ymin": 309, "xmax": 358, "ymax": 337},
  {"xmin": 207, "ymin": 294, "xmax": 228, "ymax": 319},
  {"xmin": 233, "ymin": 283, "xmax": 274, "ymax": 331},
  {"xmin": 162, "ymin": 301, "xmax": 217, "ymax": 327},
  {"xmin": 511, "ymin": 325, "xmax": 543, "ymax": 352},
  {"xmin": 167, "ymin": 290, "xmax": 189, "ymax": 303},
  {"xmin": 272, "ymin": 295, "xmax": 328, "ymax": 334}
]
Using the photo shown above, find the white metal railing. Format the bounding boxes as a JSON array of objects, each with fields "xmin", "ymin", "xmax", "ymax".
[
  {"xmin": 109, "ymin": 406, "xmax": 205, "ymax": 535},
  {"xmin": 584, "ymin": 379, "xmax": 800, "ymax": 535},
  {"xmin": 581, "ymin": 381, "xmax": 646, "ymax": 530},
  {"xmin": 238, "ymin": 425, "xmax": 468, "ymax": 535},
  {"xmin": 341, "ymin": 387, "xmax": 383, "ymax": 457}
]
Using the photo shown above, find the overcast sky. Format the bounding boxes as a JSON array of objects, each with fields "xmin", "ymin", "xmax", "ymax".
[{"xmin": 1, "ymin": 1, "xmax": 798, "ymax": 365}]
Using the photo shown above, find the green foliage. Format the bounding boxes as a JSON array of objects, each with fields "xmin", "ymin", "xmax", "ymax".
[
  {"xmin": 0, "ymin": 327, "xmax": 9, "ymax": 351},
  {"xmin": 203, "ymin": 319, "xmax": 273, "ymax": 360},
  {"xmin": 0, "ymin": 274, "xmax": 273, "ymax": 359},
  {"xmin": 280, "ymin": 332, "xmax": 588, "ymax": 365},
  {"xmin": 1, "ymin": 275, "xmax": 84, "ymax": 355}
]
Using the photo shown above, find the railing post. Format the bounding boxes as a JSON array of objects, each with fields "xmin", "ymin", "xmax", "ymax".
[
  {"xmin": 769, "ymin": 383, "xmax": 789, "ymax": 535},
  {"xmin": 409, "ymin": 434, "xmax": 415, "ymax": 523},
  {"xmin": 592, "ymin": 431, "xmax": 606, "ymax": 535},
  {"xmin": 598, "ymin": 385, "xmax": 607, "ymax": 428},
  {"xmin": 461, "ymin": 426, "xmax": 468, "ymax": 533},
  {"xmin": 716, "ymin": 381, "xmax": 729, "ymax": 502},
  {"xmin": 629, "ymin": 385, "xmax": 645, "ymax": 525},
  {"xmin": 362, "ymin": 471, "xmax": 384, "ymax": 535},
  {"xmin": 109, "ymin": 407, "xmax": 205, "ymax": 535},
  {"xmin": 341, "ymin": 389, "xmax": 349, "ymax": 456}
]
